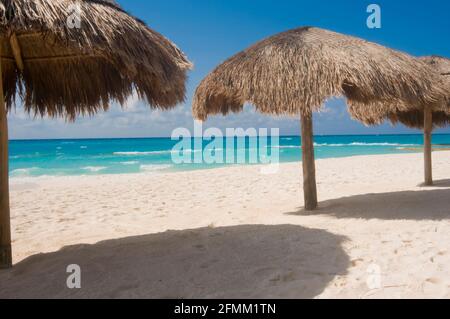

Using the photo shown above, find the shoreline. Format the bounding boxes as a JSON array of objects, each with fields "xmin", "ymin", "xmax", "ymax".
[{"xmin": 9, "ymin": 150, "xmax": 450, "ymax": 185}]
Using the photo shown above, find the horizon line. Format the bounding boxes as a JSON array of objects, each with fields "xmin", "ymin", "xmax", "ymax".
[{"xmin": 9, "ymin": 132, "xmax": 450, "ymax": 142}]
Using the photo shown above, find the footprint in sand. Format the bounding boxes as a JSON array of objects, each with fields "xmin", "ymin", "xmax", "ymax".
[
  {"xmin": 425, "ymin": 277, "xmax": 440, "ymax": 284},
  {"xmin": 423, "ymin": 278, "xmax": 447, "ymax": 296},
  {"xmin": 351, "ymin": 258, "xmax": 364, "ymax": 267},
  {"xmin": 269, "ymin": 271, "xmax": 296, "ymax": 283}
]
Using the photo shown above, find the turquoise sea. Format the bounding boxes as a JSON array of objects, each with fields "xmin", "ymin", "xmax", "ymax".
[{"xmin": 8, "ymin": 134, "xmax": 450, "ymax": 178}]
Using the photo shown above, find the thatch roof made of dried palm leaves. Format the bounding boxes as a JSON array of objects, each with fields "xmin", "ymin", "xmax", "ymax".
[
  {"xmin": 387, "ymin": 56, "xmax": 450, "ymax": 129},
  {"xmin": 0, "ymin": 0, "xmax": 192, "ymax": 119},
  {"xmin": 193, "ymin": 27, "xmax": 447, "ymax": 125},
  {"xmin": 421, "ymin": 55, "xmax": 450, "ymax": 109}
]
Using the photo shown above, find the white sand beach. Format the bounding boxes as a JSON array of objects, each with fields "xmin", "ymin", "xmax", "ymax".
[{"xmin": 0, "ymin": 151, "xmax": 449, "ymax": 299}]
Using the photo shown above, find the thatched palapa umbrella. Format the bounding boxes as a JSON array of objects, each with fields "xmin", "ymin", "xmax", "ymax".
[
  {"xmin": 351, "ymin": 55, "xmax": 450, "ymax": 185},
  {"xmin": 193, "ymin": 27, "xmax": 447, "ymax": 211},
  {"xmin": 0, "ymin": 0, "xmax": 192, "ymax": 268},
  {"xmin": 388, "ymin": 56, "xmax": 450, "ymax": 186}
]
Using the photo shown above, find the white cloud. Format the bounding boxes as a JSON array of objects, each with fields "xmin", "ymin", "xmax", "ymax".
[{"xmin": 7, "ymin": 96, "xmax": 449, "ymax": 140}]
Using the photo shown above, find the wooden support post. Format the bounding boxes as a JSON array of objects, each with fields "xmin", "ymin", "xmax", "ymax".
[
  {"xmin": 424, "ymin": 108, "xmax": 433, "ymax": 186},
  {"xmin": 0, "ymin": 50, "xmax": 12, "ymax": 268},
  {"xmin": 301, "ymin": 113, "xmax": 318, "ymax": 210}
]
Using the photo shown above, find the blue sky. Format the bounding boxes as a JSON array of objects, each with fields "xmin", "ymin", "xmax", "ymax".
[{"xmin": 9, "ymin": 0, "xmax": 450, "ymax": 139}]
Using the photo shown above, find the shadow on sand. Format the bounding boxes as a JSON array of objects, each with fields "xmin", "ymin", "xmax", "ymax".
[
  {"xmin": 288, "ymin": 186, "xmax": 450, "ymax": 221},
  {"xmin": 0, "ymin": 225, "xmax": 349, "ymax": 299},
  {"xmin": 428, "ymin": 179, "xmax": 450, "ymax": 188}
]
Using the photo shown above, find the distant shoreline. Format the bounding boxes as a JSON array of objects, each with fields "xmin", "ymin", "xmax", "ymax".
[{"xmin": 9, "ymin": 150, "xmax": 450, "ymax": 181}]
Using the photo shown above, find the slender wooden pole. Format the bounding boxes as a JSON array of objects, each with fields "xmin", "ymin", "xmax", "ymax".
[
  {"xmin": 0, "ymin": 52, "xmax": 12, "ymax": 269},
  {"xmin": 424, "ymin": 108, "xmax": 433, "ymax": 186},
  {"xmin": 301, "ymin": 113, "xmax": 318, "ymax": 210}
]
